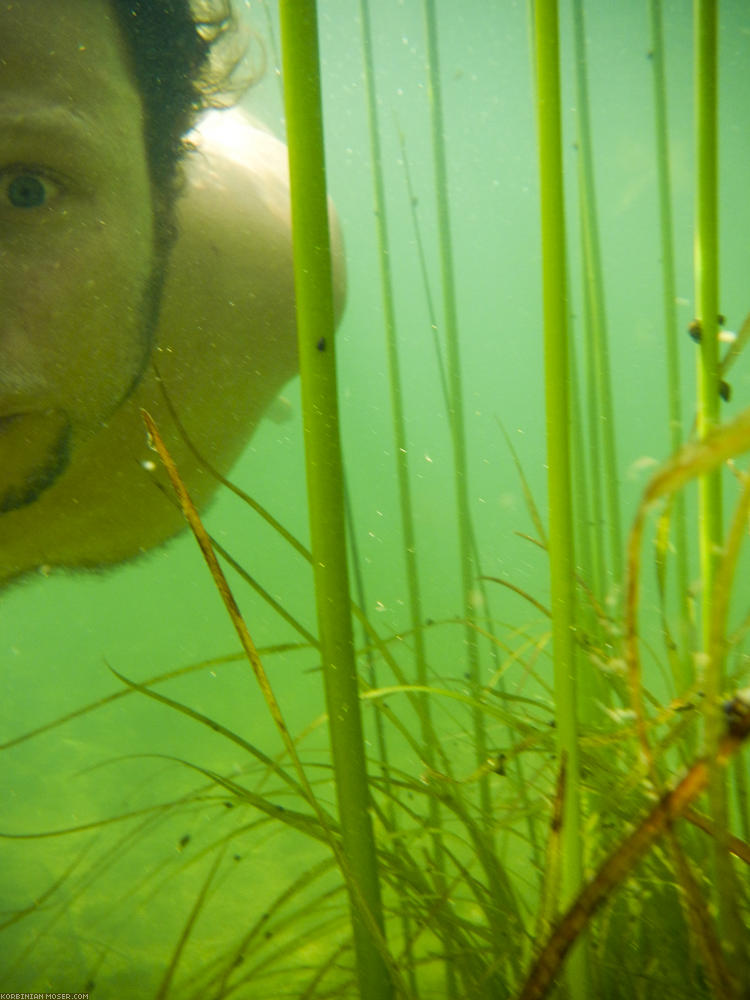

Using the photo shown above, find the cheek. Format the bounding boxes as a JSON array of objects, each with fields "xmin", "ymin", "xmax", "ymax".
[{"xmin": 3, "ymin": 224, "xmax": 155, "ymax": 422}]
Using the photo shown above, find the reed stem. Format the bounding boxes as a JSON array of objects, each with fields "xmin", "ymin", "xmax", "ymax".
[
  {"xmin": 694, "ymin": 7, "xmax": 721, "ymax": 631},
  {"xmin": 693, "ymin": 0, "xmax": 746, "ymax": 981},
  {"xmin": 570, "ymin": 0, "xmax": 623, "ymax": 591},
  {"xmin": 358, "ymin": 0, "xmax": 435, "ymax": 772},
  {"xmin": 421, "ymin": 0, "xmax": 491, "ymax": 825},
  {"xmin": 533, "ymin": 0, "xmax": 589, "ymax": 993},
  {"xmin": 649, "ymin": 0, "xmax": 692, "ymax": 690},
  {"xmin": 278, "ymin": 5, "xmax": 392, "ymax": 997}
]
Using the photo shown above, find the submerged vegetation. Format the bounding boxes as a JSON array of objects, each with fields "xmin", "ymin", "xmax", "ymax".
[{"xmin": 2, "ymin": 1, "xmax": 750, "ymax": 998}]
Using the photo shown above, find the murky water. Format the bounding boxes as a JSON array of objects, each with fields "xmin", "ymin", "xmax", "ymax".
[{"xmin": 2, "ymin": 2, "xmax": 749, "ymax": 996}]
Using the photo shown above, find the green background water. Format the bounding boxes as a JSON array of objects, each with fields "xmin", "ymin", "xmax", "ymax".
[{"xmin": 1, "ymin": 1, "xmax": 749, "ymax": 995}]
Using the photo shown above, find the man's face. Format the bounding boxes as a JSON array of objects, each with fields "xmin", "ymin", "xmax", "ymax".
[{"xmin": 0, "ymin": 0, "xmax": 158, "ymax": 513}]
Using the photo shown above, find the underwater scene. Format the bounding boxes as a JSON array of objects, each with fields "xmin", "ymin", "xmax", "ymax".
[{"xmin": 2, "ymin": 0, "xmax": 750, "ymax": 997}]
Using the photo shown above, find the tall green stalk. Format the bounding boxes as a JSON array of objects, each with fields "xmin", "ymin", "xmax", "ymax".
[
  {"xmin": 693, "ymin": 6, "xmax": 721, "ymax": 638},
  {"xmin": 533, "ymin": 0, "xmax": 589, "ymax": 994},
  {"xmin": 693, "ymin": 0, "xmax": 746, "ymax": 981},
  {"xmin": 421, "ymin": 0, "xmax": 491, "ymax": 824},
  {"xmin": 649, "ymin": 0, "xmax": 692, "ymax": 690},
  {"xmin": 694, "ymin": 9, "xmax": 721, "ymax": 546},
  {"xmin": 570, "ymin": 0, "xmax": 623, "ymax": 591},
  {"xmin": 278, "ymin": 5, "xmax": 392, "ymax": 997}
]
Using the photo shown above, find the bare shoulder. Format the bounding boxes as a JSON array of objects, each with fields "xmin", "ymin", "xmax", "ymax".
[
  {"xmin": 154, "ymin": 108, "xmax": 300, "ymax": 459},
  {"xmin": 153, "ymin": 104, "xmax": 345, "ymax": 475},
  {"xmin": 164, "ymin": 106, "xmax": 344, "ymax": 337},
  {"xmin": 186, "ymin": 107, "xmax": 294, "ymax": 223}
]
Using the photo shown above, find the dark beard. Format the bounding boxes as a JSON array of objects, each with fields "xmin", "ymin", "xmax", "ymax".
[
  {"xmin": 0, "ymin": 418, "xmax": 72, "ymax": 514},
  {"xmin": 112, "ymin": 252, "xmax": 169, "ymax": 410}
]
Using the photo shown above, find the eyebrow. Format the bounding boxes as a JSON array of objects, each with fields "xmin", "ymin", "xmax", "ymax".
[{"xmin": 0, "ymin": 104, "xmax": 108, "ymax": 159}]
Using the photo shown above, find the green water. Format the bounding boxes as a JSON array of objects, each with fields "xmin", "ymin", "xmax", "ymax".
[{"xmin": 2, "ymin": 2, "xmax": 750, "ymax": 997}]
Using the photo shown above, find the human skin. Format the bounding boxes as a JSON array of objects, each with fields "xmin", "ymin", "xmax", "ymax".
[{"xmin": 0, "ymin": 0, "xmax": 342, "ymax": 587}]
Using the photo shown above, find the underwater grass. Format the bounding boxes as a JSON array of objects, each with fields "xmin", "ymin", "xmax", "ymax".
[
  {"xmin": 4, "ymin": 430, "xmax": 750, "ymax": 997},
  {"xmin": 143, "ymin": 406, "xmax": 399, "ymax": 997},
  {"xmin": 517, "ymin": 695, "xmax": 750, "ymax": 1000},
  {"xmin": 5, "ymin": 4, "xmax": 750, "ymax": 998},
  {"xmin": 357, "ymin": 3, "xmax": 449, "ymax": 994},
  {"xmin": 140, "ymin": 127, "xmax": 750, "ymax": 997}
]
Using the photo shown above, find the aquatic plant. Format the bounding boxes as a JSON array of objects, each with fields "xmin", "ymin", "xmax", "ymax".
[
  {"xmin": 2, "ymin": 1, "xmax": 750, "ymax": 998},
  {"xmin": 277, "ymin": 4, "xmax": 392, "ymax": 997}
]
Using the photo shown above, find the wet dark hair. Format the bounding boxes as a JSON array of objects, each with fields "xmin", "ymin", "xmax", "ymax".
[
  {"xmin": 107, "ymin": 1, "xmax": 244, "ymax": 394},
  {"xmin": 110, "ymin": 0, "xmax": 237, "ymax": 222}
]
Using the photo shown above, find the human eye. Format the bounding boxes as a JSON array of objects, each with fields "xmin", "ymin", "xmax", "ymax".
[{"xmin": 0, "ymin": 166, "xmax": 63, "ymax": 211}]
